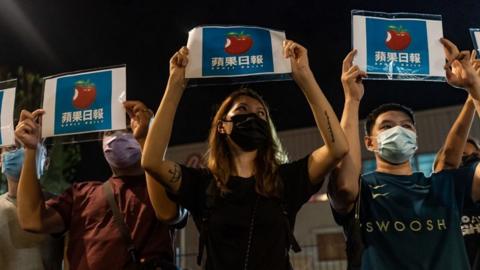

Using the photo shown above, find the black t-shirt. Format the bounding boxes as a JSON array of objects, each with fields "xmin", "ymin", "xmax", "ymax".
[
  {"xmin": 174, "ymin": 155, "xmax": 320, "ymax": 270},
  {"xmin": 461, "ymin": 157, "xmax": 480, "ymax": 270},
  {"xmin": 462, "ymin": 198, "xmax": 480, "ymax": 270}
]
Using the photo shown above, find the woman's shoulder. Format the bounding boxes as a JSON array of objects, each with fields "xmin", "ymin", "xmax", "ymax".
[
  {"xmin": 180, "ymin": 164, "xmax": 211, "ymax": 176},
  {"xmin": 277, "ymin": 154, "xmax": 310, "ymax": 175},
  {"xmin": 179, "ymin": 164, "xmax": 214, "ymax": 187}
]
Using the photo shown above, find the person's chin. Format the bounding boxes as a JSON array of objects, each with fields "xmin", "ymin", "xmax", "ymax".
[
  {"xmin": 110, "ymin": 161, "xmax": 143, "ymax": 176},
  {"xmin": 383, "ymin": 158, "xmax": 410, "ymax": 166}
]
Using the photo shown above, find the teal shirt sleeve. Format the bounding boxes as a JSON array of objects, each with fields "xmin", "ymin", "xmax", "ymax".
[{"xmin": 433, "ymin": 161, "xmax": 479, "ymax": 212}]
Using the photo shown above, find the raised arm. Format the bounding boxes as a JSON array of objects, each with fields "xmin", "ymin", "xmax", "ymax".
[
  {"xmin": 124, "ymin": 100, "xmax": 179, "ymax": 222},
  {"xmin": 141, "ymin": 47, "xmax": 188, "ymax": 194},
  {"xmin": 328, "ymin": 50, "xmax": 367, "ymax": 214},
  {"xmin": 435, "ymin": 50, "xmax": 480, "ymax": 172},
  {"xmin": 284, "ymin": 40, "xmax": 349, "ymax": 185},
  {"xmin": 15, "ymin": 109, "xmax": 65, "ymax": 234},
  {"xmin": 434, "ymin": 96, "xmax": 476, "ymax": 172},
  {"xmin": 441, "ymin": 38, "xmax": 480, "ymax": 202}
]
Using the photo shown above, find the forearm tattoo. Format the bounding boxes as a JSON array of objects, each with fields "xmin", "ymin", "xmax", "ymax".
[
  {"xmin": 324, "ymin": 110, "xmax": 335, "ymax": 143},
  {"xmin": 168, "ymin": 164, "xmax": 182, "ymax": 183}
]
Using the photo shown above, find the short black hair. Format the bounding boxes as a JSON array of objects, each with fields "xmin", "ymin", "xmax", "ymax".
[{"xmin": 364, "ymin": 103, "xmax": 415, "ymax": 136}]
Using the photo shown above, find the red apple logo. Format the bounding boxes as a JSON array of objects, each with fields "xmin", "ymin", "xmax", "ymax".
[
  {"xmin": 72, "ymin": 80, "xmax": 96, "ymax": 109},
  {"xmin": 224, "ymin": 31, "xmax": 253, "ymax": 55},
  {"xmin": 385, "ymin": 26, "xmax": 412, "ymax": 51}
]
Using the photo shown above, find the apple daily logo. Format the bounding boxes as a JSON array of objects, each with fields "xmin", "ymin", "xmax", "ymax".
[
  {"xmin": 365, "ymin": 18, "xmax": 429, "ymax": 73},
  {"xmin": 385, "ymin": 25, "xmax": 412, "ymax": 51},
  {"xmin": 211, "ymin": 31, "xmax": 263, "ymax": 71},
  {"xmin": 224, "ymin": 31, "xmax": 253, "ymax": 55},
  {"xmin": 202, "ymin": 27, "xmax": 274, "ymax": 76},
  {"xmin": 374, "ymin": 25, "xmax": 421, "ymax": 68},
  {"xmin": 61, "ymin": 79, "xmax": 104, "ymax": 128},
  {"xmin": 55, "ymin": 71, "xmax": 112, "ymax": 133},
  {"xmin": 73, "ymin": 80, "xmax": 96, "ymax": 110}
]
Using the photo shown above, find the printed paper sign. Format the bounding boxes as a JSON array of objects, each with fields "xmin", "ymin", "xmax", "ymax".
[
  {"xmin": 352, "ymin": 10, "xmax": 444, "ymax": 81},
  {"xmin": 470, "ymin": 28, "xmax": 480, "ymax": 56},
  {"xmin": 0, "ymin": 80, "xmax": 17, "ymax": 146},
  {"xmin": 186, "ymin": 25, "xmax": 291, "ymax": 79},
  {"xmin": 42, "ymin": 66, "xmax": 126, "ymax": 137}
]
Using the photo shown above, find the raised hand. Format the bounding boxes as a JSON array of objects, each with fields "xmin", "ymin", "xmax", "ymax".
[
  {"xmin": 15, "ymin": 109, "xmax": 44, "ymax": 149},
  {"xmin": 283, "ymin": 40, "xmax": 311, "ymax": 81},
  {"xmin": 169, "ymin": 46, "xmax": 189, "ymax": 88},
  {"xmin": 441, "ymin": 38, "xmax": 480, "ymax": 99},
  {"xmin": 123, "ymin": 100, "xmax": 153, "ymax": 141},
  {"xmin": 341, "ymin": 49, "xmax": 367, "ymax": 102},
  {"xmin": 471, "ymin": 50, "xmax": 480, "ymax": 75}
]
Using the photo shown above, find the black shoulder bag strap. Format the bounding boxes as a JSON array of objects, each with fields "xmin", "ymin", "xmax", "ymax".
[
  {"xmin": 196, "ymin": 179, "xmax": 218, "ymax": 266},
  {"xmin": 277, "ymin": 173, "xmax": 301, "ymax": 253},
  {"xmin": 346, "ymin": 177, "xmax": 364, "ymax": 270},
  {"xmin": 102, "ymin": 181, "xmax": 139, "ymax": 265},
  {"xmin": 280, "ymin": 201, "xmax": 301, "ymax": 252}
]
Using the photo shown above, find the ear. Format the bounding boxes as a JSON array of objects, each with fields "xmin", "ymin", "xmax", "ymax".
[{"xmin": 364, "ymin": 135, "xmax": 374, "ymax": 152}]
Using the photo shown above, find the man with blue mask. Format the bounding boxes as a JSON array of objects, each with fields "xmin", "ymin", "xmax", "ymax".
[
  {"xmin": 15, "ymin": 101, "xmax": 186, "ymax": 270},
  {"xmin": 0, "ymin": 145, "xmax": 63, "ymax": 269},
  {"xmin": 328, "ymin": 39, "xmax": 480, "ymax": 270}
]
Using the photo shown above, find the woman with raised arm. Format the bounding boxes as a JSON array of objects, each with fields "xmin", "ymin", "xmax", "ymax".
[{"xmin": 142, "ymin": 40, "xmax": 348, "ymax": 270}]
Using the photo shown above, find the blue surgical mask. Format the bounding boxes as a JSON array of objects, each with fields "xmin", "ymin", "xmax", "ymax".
[
  {"xmin": 102, "ymin": 132, "xmax": 141, "ymax": 169},
  {"xmin": 1, "ymin": 148, "xmax": 25, "ymax": 180},
  {"xmin": 374, "ymin": 126, "xmax": 418, "ymax": 164}
]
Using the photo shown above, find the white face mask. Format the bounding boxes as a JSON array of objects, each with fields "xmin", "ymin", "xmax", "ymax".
[{"xmin": 371, "ymin": 126, "xmax": 418, "ymax": 164}]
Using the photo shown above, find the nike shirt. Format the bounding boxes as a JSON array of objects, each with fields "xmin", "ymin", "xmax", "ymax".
[{"xmin": 335, "ymin": 162, "xmax": 478, "ymax": 270}]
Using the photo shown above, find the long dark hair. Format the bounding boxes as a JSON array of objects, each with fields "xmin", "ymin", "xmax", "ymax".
[{"xmin": 205, "ymin": 88, "xmax": 288, "ymax": 197}]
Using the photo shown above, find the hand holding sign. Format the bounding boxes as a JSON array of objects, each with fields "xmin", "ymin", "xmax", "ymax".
[
  {"xmin": 283, "ymin": 40, "xmax": 310, "ymax": 81},
  {"xmin": 15, "ymin": 109, "xmax": 45, "ymax": 150},
  {"xmin": 441, "ymin": 38, "xmax": 480, "ymax": 100},
  {"xmin": 471, "ymin": 50, "xmax": 480, "ymax": 75},
  {"xmin": 123, "ymin": 101, "xmax": 153, "ymax": 141},
  {"xmin": 341, "ymin": 49, "xmax": 368, "ymax": 102},
  {"xmin": 169, "ymin": 46, "xmax": 189, "ymax": 89}
]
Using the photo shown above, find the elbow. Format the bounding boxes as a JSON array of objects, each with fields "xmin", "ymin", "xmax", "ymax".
[
  {"xmin": 335, "ymin": 186, "xmax": 358, "ymax": 207},
  {"xmin": 18, "ymin": 216, "xmax": 44, "ymax": 233},
  {"xmin": 141, "ymin": 155, "xmax": 157, "ymax": 175},
  {"xmin": 331, "ymin": 144, "xmax": 349, "ymax": 162},
  {"xmin": 153, "ymin": 205, "xmax": 184, "ymax": 225},
  {"xmin": 442, "ymin": 150, "xmax": 462, "ymax": 169},
  {"xmin": 155, "ymin": 211, "xmax": 178, "ymax": 224},
  {"xmin": 329, "ymin": 188, "xmax": 358, "ymax": 214},
  {"xmin": 328, "ymin": 175, "xmax": 358, "ymax": 213}
]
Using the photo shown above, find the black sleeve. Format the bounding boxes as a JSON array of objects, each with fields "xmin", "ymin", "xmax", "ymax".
[
  {"xmin": 330, "ymin": 201, "xmax": 355, "ymax": 226},
  {"xmin": 280, "ymin": 155, "xmax": 322, "ymax": 215},
  {"xmin": 453, "ymin": 161, "xmax": 479, "ymax": 207},
  {"xmin": 169, "ymin": 165, "xmax": 211, "ymax": 218},
  {"xmin": 329, "ymin": 175, "xmax": 362, "ymax": 226}
]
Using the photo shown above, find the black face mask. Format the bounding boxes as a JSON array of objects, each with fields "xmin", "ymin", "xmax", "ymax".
[
  {"xmin": 225, "ymin": 113, "xmax": 269, "ymax": 152},
  {"xmin": 461, "ymin": 153, "xmax": 480, "ymax": 167}
]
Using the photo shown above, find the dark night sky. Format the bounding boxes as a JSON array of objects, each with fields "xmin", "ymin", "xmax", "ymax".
[{"xmin": 1, "ymin": 0, "xmax": 479, "ymax": 180}]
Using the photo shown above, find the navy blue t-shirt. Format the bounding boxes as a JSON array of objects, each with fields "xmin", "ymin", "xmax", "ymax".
[{"xmin": 334, "ymin": 162, "xmax": 478, "ymax": 270}]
